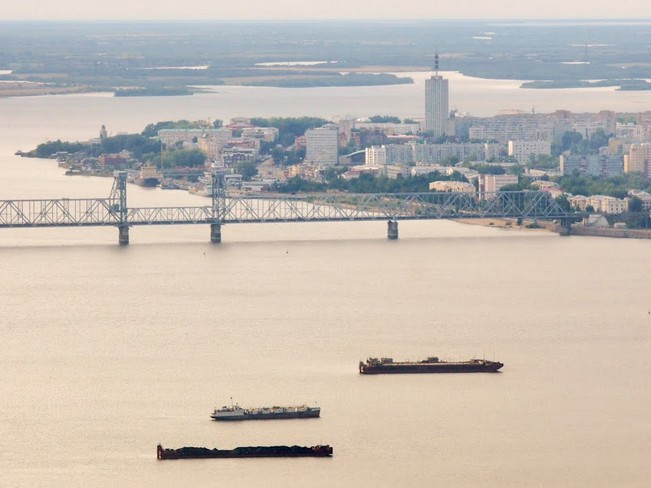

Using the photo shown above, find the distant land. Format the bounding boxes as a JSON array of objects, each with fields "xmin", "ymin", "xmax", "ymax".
[{"xmin": 1, "ymin": 20, "xmax": 650, "ymax": 97}]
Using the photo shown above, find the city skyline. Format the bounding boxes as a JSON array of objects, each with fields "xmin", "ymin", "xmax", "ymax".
[{"xmin": 1, "ymin": 1, "xmax": 650, "ymax": 21}]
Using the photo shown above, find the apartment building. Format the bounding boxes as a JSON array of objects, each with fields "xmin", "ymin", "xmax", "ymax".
[
  {"xmin": 305, "ymin": 125, "xmax": 339, "ymax": 167},
  {"xmin": 625, "ymin": 143, "xmax": 651, "ymax": 177},
  {"xmin": 560, "ymin": 154, "xmax": 623, "ymax": 177},
  {"xmin": 508, "ymin": 140, "xmax": 552, "ymax": 164}
]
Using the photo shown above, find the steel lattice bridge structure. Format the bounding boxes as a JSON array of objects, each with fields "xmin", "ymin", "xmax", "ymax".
[{"xmin": 0, "ymin": 171, "xmax": 577, "ymax": 244}]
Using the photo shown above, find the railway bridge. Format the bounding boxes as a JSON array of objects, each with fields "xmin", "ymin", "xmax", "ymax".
[{"xmin": 0, "ymin": 171, "xmax": 578, "ymax": 244}]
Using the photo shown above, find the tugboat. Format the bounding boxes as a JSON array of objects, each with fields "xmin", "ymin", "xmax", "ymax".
[
  {"xmin": 211, "ymin": 402, "xmax": 320, "ymax": 421},
  {"xmin": 359, "ymin": 356, "xmax": 504, "ymax": 374}
]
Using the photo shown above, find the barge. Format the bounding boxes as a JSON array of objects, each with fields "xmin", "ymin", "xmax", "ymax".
[
  {"xmin": 157, "ymin": 444, "xmax": 333, "ymax": 459},
  {"xmin": 211, "ymin": 403, "xmax": 320, "ymax": 421},
  {"xmin": 359, "ymin": 356, "xmax": 503, "ymax": 374}
]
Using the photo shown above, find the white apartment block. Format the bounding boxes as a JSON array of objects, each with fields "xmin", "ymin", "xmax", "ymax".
[
  {"xmin": 463, "ymin": 111, "xmax": 615, "ymax": 145},
  {"xmin": 305, "ymin": 125, "xmax": 339, "ymax": 167},
  {"xmin": 508, "ymin": 140, "xmax": 552, "ymax": 164},
  {"xmin": 366, "ymin": 143, "xmax": 500, "ymax": 166},
  {"xmin": 365, "ymin": 145, "xmax": 414, "ymax": 166}
]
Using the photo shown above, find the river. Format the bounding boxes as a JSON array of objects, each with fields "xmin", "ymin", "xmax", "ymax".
[{"xmin": 1, "ymin": 81, "xmax": 650, "ymax": 487}]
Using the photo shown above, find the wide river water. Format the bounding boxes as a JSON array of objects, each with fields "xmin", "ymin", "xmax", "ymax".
[{"xmin": 1, "ymin": 78, "xmax": 650, "ymax": 487}]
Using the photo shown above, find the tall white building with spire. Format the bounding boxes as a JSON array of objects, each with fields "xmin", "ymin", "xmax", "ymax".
[{"xmin": 425, "ymin": 54, "xmax": 449, "ymax": 138}]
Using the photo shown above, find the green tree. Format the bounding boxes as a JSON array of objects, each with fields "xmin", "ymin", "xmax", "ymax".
[
  {"xmin": 368, "ymin": 115, "xmax": 401, "ymax": 123},
  {"xmin": 160, "ymin": 149, "xmax": 206, "ymax": 169},
  {"xmin": 629, "ymin": 196, "xmax": 643, "ymax": 212},
  {"xmin": 234, "ymin": 161, "xmax": 258, "ymax": 181}
]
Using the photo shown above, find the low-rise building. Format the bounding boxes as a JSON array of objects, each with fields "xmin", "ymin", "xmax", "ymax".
[
  {"xmin": 478, "ymin": 174, "xmax": 519, "ymax": 197},
  {"xmin": 429, "ymin": 181, "xmax": 475, "ymax": 192}
]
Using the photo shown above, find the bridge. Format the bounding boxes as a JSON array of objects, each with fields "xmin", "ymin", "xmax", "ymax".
[{"xmin": 0, "ymin": 171, "xmax": 577, "ymax": 244}]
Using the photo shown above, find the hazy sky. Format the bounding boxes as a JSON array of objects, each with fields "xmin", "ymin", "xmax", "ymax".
[{"xmin": 1, "ymin": 1, "xmax": 650, "ymax": 21}]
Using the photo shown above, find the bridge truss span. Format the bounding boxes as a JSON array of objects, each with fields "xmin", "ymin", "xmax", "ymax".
[
  {"xmin": 222, "ymin": 190, "xmax": 572, "ymax": 223},
  {"xmin": 0, "ymin": 198, "xmax": 120, "ymax": 228},
  {"xmin": 1, "ymin": 171, "xmax": 579, "ymax": 243}
]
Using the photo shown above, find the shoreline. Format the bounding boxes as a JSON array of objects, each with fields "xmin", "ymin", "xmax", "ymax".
[
  {"xmin": 455, "ymin": 217, "xmax": 651, "ymax": 239},
  {"xmin": 452, "ymin": 218, "xmax": 555, "ymax": 232}
]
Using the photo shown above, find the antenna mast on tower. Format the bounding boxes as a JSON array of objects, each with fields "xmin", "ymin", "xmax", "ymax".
[{"xmin": 434, "ymin": 52, "xmax": 439, "ymax": 76}]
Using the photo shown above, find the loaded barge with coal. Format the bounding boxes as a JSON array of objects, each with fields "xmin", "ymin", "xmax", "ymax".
[
  {"xmin": 211, "ymin": 403, "xmax": 320, "ymax": 421},
  {"xmin": 359, "ymin": 356, "xmax": 503, "ymax": 374},
  {"xmin": 157, "ymin": 444, "xmax": 333, "ymax": 460}
]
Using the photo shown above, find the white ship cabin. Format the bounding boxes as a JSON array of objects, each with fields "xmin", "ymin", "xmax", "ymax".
[{"xmin": 214, "ymin": 404, "xmax": 247, "ymax": 417}]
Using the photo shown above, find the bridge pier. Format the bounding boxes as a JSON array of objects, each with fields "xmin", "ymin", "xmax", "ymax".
[
  {"xmin": 558, "ymin": 219, "xmax": 572, "ymax": 236},
  {"xmin": 210, "ymin": 223, "xmax": 222, "ymax": 243},
  {"xmin": 387, "ymin": 220, "xmax": 398, "ymax": 240},
  {"xmin": 118, "ymin": 225, "xmax": 129, "ymax": 245}
]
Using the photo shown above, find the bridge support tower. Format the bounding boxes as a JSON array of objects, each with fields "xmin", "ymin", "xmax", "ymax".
[
  {"xmin": 118, "ymin": 225, "xmax": 129, "ymax": 245},
  {"xmin": 210, "ymin": 223, "xmax": 222, "ymax": 243},
  {"xmin": 387, "ymin": 220, "xmax": 399, "ymax": 240}
]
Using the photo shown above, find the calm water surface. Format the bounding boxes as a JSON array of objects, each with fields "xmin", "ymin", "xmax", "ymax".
[{"xmin": 1, "ymin": 83, "xmax": 650, "ymax": 487}]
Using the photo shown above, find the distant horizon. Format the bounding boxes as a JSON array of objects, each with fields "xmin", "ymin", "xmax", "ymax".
[{"xmin": 2, "ymin": 18, "xmax": 651, "ymax": 23}]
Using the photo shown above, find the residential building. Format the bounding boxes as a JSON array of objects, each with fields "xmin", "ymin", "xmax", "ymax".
[
  {"xmin": 559, "ymin": 154, "xmax": 623, "ymax": 177},
  {"xmin": 429, "ymin": 181, "xmax": 475, "ymax": 192},
  {"xmin": 425, "ymin": 75, "xmax": 449, "ymax": 137},
  {"xmin": 305, "ymin": 125, "xmax": 339, "ymax": 167},
  {"xmin": 508, "ymin": 140, "xmax": 552, "ymax": 164},
  {"xmin": 365, "ymin": 142, "xmax": 500, "ymax": 167},
  {"xmin": 625, "ymin": 143, "xmax": 651, "ymax": 177},
  {"xmin": 478, "ymin": 174, "xmax": 518, "ymax": 198}
]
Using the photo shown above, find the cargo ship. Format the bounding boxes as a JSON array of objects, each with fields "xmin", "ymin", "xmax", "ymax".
[
  {"xmin": 211, "ymin": 403, "xmax": 320, "ymax": 421},
  {"xmin": 359, "ymin": 356, "xmax": 504, "ymax": 374},
  {"xmin": 157, "ymin": 444, "xmax": 333, "ymax": 460}
]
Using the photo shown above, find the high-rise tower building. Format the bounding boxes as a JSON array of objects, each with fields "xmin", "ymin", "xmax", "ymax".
[{"xmin": 425, "ymin": 54, "xmax": 449, "ymax": 138}]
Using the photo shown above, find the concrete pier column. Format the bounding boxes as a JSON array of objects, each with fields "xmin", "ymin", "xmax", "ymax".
[
  {"xmin": 558, "ymin": 219, "xmax": 572, "ymax": 236},
  {"xmin": 387, "ymin": 220, "xmax": 399, "ymax": 240},
  {"xmin": 118, "ymin": 225, "xmax": 129, "ymax": 245},
  {"xmin": 210, "ymin": 223, "xmax": 222, "ymax": 243}
]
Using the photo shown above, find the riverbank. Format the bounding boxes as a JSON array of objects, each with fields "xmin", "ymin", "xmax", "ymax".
[
  {"xmin": 453, "ymin": 218, "xmax": 555, "ymax": 232},
  {"xmin": 0, "ymin": 82, "xmax": 95, "ymax": 98},
  {"xmin": 456, "ymin": 218, "xmax": 651, "ymax": 239},
  {"xmin": 568, "ymin": 225, "xmax": 651, "ymax": 239}
]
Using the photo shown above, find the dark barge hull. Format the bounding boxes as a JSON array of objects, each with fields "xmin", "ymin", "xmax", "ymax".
[
  {"xmin": 157, "ymin": 444, "xmax": 333, "ymax": 460},
  {"xmin": 211, "ymin": 410, "xmax": 320, "ymax": 421},
  {"xmin": 359, "ymin": 363, "xmax": 503, "ymax": 374},
  {"xmin": 359, "ymin": 358, "xmax": 504, "ymax": 374}
]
